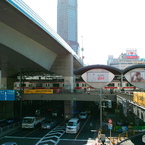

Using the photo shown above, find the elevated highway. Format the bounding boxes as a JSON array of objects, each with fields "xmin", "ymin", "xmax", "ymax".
[
  {"xmin": 0, "ymin": 0, "xmax": 83, "ymax": 78},
  {"xmin": 0, "ymin": 0, "xmax": 83, "ymax": 120}
]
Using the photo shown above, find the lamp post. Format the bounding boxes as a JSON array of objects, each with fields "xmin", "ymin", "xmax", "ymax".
[
  {"xmin": 100, "ymin": 88, "xmax": 103, "ymax": 129},
  {"xmin": 81, "ymin": 36, "xmax": 84, "ymax": 61}
]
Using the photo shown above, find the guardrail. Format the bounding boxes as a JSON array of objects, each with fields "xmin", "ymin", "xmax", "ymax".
[{"xmin": 0, "ymin": 122, "xmax": 21, "ymax": 137}]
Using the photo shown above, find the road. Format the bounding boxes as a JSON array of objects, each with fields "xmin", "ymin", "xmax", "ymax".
[
  {"xmin": 0, "ymin": 115, "xmax": 99, "ymax": 145},
  {"xmin": 0, "ymin": 115, "xmax": 144, "ymax": 145}
]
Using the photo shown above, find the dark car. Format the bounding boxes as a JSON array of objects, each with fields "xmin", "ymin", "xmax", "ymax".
[
  {"xmin": 41, "ymin": 119, "xmax": 56, "ymax": 129},
  {"xmin": 6, "ymin": 117, "xmax": 21, "ymax": 124}
]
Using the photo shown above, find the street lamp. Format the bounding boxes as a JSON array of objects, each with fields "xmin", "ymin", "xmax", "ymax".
[{"xmin": 81, "ymin": 36, "xmax": 84, "ymax": 61}]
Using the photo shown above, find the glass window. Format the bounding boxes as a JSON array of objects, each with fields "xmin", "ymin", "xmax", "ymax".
[
  {"xmin": 68, "ymin": 0, "xmax": 75, "ymax": 6},
  {"xmin": 108, "ymin": 83, "xmax": 114, "ymax": 87},
  {"xmin": 68, "ymin": 9, "xmax": 76, "ymax": 41},
  {"xmin": 36, "ymin": 83, "xmax": 42, "ymax": 87},
  {"xmin": 53, "ymin": 83, "xmax": 59, "ymax": 87}
]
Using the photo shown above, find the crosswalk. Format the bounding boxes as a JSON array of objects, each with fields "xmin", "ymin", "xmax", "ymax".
[{"xmin": 35, "ymin": 126, "xmax": 66, "ymax": 145}]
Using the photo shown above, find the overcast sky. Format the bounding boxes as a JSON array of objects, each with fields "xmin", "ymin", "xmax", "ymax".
[{"xmin": 22, "ymin": 0, "xmax": 145, "ymax": 65}]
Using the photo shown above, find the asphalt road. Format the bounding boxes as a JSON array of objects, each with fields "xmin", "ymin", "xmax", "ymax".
[
  {"xmin": 0, "ymin": 115, "xmax": 144, "ymax": 145},
  {"xmin": 0, "ymin": 115, "xmax": 99, "ymax": 145}
]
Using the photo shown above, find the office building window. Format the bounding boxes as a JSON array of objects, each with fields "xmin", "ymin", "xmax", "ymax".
[
  {"xmin": 68, "ymin": 9, "xmax": 76, "ymax": 41},
  {"xmin": 68, "ymin": 0, "xmax": 75, "ymax": 6}
]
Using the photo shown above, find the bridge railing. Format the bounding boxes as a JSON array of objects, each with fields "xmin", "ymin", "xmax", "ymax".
[{"xmin": 0, "ymin": 122, "xmax": 21, "ymax": 137}]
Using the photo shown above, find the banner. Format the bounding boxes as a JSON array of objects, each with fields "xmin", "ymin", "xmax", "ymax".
[{"xmin": 87, "ymin": 72, "xmax": 109, "ymax": 82}]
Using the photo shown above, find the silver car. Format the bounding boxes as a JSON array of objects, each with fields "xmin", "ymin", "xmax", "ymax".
[
  {"xmin": 41, "ymin": 119, "xmax": 56, "ymax": 129},
  {"xmin": 1, "ymin": 142, "xmax": 17, "ymax": 145},
  {"xmin": 79, "ymin": 112, "xmax": 88, "ymax": 119}
]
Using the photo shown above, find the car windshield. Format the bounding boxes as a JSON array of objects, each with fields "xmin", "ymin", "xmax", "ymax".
[
  {"xmin": 80, "ymin": 113, "xmax": 86, "ymax": 116},
  {"xmin": 23, "ymin": 118, "xmax": 34, "ymax": 123},
  {"xmin": 68, "ymin": 122, "xmax": 77, "ymax": 126},
  {"xmin": 43, "ymin": 120, "xmax": 52, "ymax": 123}
]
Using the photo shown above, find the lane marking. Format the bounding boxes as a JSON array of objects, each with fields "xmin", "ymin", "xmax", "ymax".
[
  {"xmin": 75, "ymin": 115, "xmax": 90, "ymax": 139},
  {"xmin": 24, "ymin": 127, "xmax": 40, "ymax": 137}
]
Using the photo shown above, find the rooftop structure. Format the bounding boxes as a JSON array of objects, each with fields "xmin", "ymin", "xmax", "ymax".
[{"xmin": 107, "ymin": 49, "xmax": 145, "ymax": 69}]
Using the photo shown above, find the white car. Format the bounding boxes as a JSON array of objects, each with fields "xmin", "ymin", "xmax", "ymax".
[
  {"xmin": 66, "ymin": 118, "xmax": 80, "ymax": 133},
  {"xmin": 79, "ymin": 112, "xmax": 88, "ymax": 119}
]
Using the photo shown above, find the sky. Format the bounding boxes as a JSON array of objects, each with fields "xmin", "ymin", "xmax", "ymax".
[{"xmin": 22, "ymin": 0, "xmax": 145, "ymax": 65}]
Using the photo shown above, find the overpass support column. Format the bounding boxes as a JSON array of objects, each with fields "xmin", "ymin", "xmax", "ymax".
[
  {"xmin": 50, "ymin": 53, "xmax": 74, "ymax": 93},
  {"xmin": 64, "ymin": 100, "xmax": 74, "ymax": 120},
  {"xmin": 62, "ymin": 54, "xmax": 74, "ymax": 93},
  {"xmin": 0, "ymin": 70, "xmax": 7, "ymax": 89},
  {"xmin": 0, "ymin": 70, "xmax": 15, "ymax": 90}
]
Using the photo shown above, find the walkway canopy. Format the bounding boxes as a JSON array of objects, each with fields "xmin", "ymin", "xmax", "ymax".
[
  {"xmin": 74, "ymin": 64, "xmax": 145, "ymax": 76},
  {"xmin": 74, "ymin": 65, "xmax": 122, "ymax": 76}
]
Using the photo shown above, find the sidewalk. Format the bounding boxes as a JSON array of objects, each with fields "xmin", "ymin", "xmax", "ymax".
[{"xmin": 92, "ymin": 128, "xmax": 130, "ymax": 145}]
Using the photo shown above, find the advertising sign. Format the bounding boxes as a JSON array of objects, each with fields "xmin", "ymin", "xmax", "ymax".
[
  {"xmin": 0, "ymin": 90, "xmax": 15, "ymax": 101},
  {"xmin": 124, "ymin": 68, "xmax": 145, "ymax": 89},
  {"xmin": 81, "ymin": 69, "xmax": 115, "ymax": 89},
  {"xmin": 87, "ymin": 72, "xmax": 108, "ymax": 82},
  {"xmin": 126, "ymin": 49, "xmax": 138, "ymax": 59},
  {"xmin": 130, "ymin": 71, "xmax": 145, "ymax": 82}
]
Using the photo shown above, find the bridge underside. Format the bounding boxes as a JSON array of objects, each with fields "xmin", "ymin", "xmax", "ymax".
[
  {"xmin": 23, "ymin": 94, "xmax": 116, "ymax": 101},
  {"xmin": 0, "ymin": 1, "xmax": 83, "ymax": 78}
]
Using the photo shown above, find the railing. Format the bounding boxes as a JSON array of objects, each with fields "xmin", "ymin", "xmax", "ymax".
[{"xmin": 0, "ymin": 122, "xmax": 21, "ymax": 137}]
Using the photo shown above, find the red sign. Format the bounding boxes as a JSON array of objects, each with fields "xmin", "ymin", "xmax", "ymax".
[
  {"xmin": 126, "ymin": 55, "xmax": 138, "ymax": 59},
  {"xmin": 108, "ymin": 119, "xmax": 112, "ymax": 124}
]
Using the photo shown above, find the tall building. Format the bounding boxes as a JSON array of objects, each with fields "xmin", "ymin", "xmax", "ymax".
[
  {"xmin": 57, "ymin": 0, "xmax": 79, "ymax": 54},
  {"xmin": 107, "ymin": 49, "xmax": 145, "ymax": 69}
]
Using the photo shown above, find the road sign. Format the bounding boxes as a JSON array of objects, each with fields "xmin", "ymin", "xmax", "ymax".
[
  {"xmin": 108, "ymin": 119, "xmax": 112, "ymax": 124},
  {"xmin": 0, "ymin": 90, "xmax": 15, "ymax": 101},
  {"xmin": 108, "ymin": 123, "xmax": 113, "ymax": 130}
]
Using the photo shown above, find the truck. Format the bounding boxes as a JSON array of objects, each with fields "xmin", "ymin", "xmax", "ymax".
[{"xmin": 22, "ymin": 116, "xmax": 45, "ymax": 129}]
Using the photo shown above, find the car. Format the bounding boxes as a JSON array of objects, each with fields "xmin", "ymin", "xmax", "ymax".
[
  {"xmin": 1, "ymin": 142, "xmax": 17, "ymax": 145},
  {"xmin": 41, "ymin": 119, "xmax": 56, "ymax": 129},
  {"xmin": 66, "ymin": 118, "xmax": 80, "ymax": 134},
  {"xmin": 79, "ymin": 112, "xmax": 88, "ymax": 119},
  {"xmin": 6, "ymin": 117, "xmax": 21, "ymax": 124}
]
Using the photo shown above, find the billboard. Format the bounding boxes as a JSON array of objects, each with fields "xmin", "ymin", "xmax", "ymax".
[
  {"xmin": 126, "ymin": 49, "xmax": 138, "ymax": 59},
  {"xmin": 124, "ymin": 68, "xmax": 145, "ymax": 89},
  {"xmin": 87, "ymin": 72, "xmax": 108, "ymax": 82},
  {"xmin": 24, "ymin": 89, "xmax": 53, "ymax": 94},
  {"xmin": 81, "ymin": 69, "xmax": 115, "ymax": 88},
  {"xmin": 0, "ymin": 90, "xmax": 15, "ymax": 101},
  {"xmin": 130, "ymin": 72, "xmax": 145, "ymax": 82}
]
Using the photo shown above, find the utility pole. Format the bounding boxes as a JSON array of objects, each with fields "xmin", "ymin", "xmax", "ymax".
[{"xmin": 81, "ymin": 36, "xmax": 84, "ymax": 61}]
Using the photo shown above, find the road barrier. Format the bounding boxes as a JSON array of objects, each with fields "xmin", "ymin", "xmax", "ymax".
[{"xmin": 0, "ymin": 122, "xmax": 21, "ymax": 137}]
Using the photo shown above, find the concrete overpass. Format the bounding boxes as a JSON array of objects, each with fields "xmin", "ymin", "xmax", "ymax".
[
  {"xmin": 1, "ymin": 0, "xmax": 145, "ymax": 120},
  {"xmin": 0, "ymin": 0, "xmax": 83, "ymax": 90}
]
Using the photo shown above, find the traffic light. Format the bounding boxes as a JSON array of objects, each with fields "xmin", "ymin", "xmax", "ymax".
[
  {"xmin": 106, "ymin": 100, "xmax": 112, "ymax": 108},
  {"xmin": 15, "ymin": 90, "xmax": 21, "ymax": 100}
]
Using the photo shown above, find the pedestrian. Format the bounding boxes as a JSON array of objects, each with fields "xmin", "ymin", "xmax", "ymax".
[
  {"xmin": 84, "ymin": 88, "xmax": 87, "ymax": 94},
  {"xmin": 87, "ymin": 87, "xmax": 90, "ymax": 95}
]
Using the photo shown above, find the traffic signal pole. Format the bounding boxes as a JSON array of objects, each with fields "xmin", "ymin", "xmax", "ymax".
[{"xmin": 100, "ymin": 88, "xmax": 102, "ymax": 129}]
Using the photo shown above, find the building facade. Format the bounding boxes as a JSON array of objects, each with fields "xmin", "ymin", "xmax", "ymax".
[
  {"xmin": 57, "ymin": 0, "xmax": 79, "ymax": 54},
  {"xmin": 107, "ymin": 49, "xmax": 145, "ymax": 69}
]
